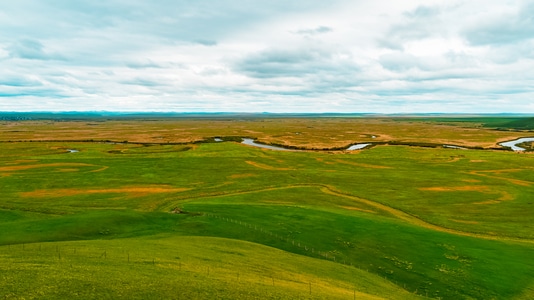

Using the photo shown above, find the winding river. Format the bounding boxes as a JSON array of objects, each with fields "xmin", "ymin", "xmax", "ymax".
[
  {"xmin": 241, "ymin": 138, "xmax": 294, "ymax": 151},
  {"xmin": 241, "ymin": 138, "xmax": 371, "ymax": 151},
  {"xmin": 347, "ymin": 143, "xmax": 371, "ymax": 150},
  {"xmin": 499, "ymin": 137, "xmax": 534, "ymax": 151}
]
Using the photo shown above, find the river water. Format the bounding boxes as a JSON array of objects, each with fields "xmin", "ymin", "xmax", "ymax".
[
  {"xmin": 241, "ymin": 138, "xmax": 371, "ymax": 151},
  {"xmin": 241, "ymin": 138, "xmax": 294, "ymax": 151},
  {"xmin": 347, "ymin": 143, "xmax": 371, "ymax": 150},
  {"xmin": 499, "ymin": 137, "xmax": 534, "ymax": 151}
]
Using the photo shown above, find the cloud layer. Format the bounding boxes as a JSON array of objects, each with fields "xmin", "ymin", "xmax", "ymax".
[{"xmin": 1, "ymin": 0, "xmax": 533, "ymax": 113}]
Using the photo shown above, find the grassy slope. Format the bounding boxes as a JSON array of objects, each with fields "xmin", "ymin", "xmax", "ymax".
[
  {"xmin": 1, "ymin": 235, "xmax": 421, "ymax": 300},
  {"xmin": 1, "ymin": 140, "xmax": 534, "ymax": 299}
]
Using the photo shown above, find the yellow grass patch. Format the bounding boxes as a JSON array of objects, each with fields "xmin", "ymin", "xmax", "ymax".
[
  {"xmin": 467, "ymin": 169, "xmax": 533, "ymax": 187},
  {"xmin": 245, "ymin": 161, "xmax": 293, "ymax": 171},
  {"xmin": 316, "ymin": 157, "xmax": 335, "ymax": 165},
  {"xmin": 13, "ymin": 159, "xmax": 39, "ymax": 164},
  {"xmin": 318, "ymin": 186, "xmax": 530, "ymax": 243},
  {"xmin": 450, "ymin": 219, "xmax": 479, "ymax": 225},
  {"xmin": 420, "ymin": 186, "xmax": 491, "ymax": 192},
  {"xmin": 0, "ymin": 118, "xmax": 525, "ymax": 149},
  {"xmin": 473, "ymin": 191, "xmax": 514, "ymax": 205},
  {"xmin": 58, "ymin": 168, "xmax": 79, "ymax": 172},
  {"xmin": 497, "ymin": 191, "xmax": 514, "ymax": 201},
  {"xmin": 474, "ymin": 200, "xmax": 501, "ymax": 205},
  {"xmin": 447, "ymin": 157, "xmax": 461, "ymax": 163},
  {"xmin": 462, "ymin": 179, "xmax": 481, "ymax": 183},
  {"xmin": 333, "ymin": 159, "xmax": 392, "ymax": 169},
  {"xmin": 0, "ymin": 163, "xmax": 94, "ymax": 172},
  {"xmin": 21, "ymin": 186, "xmax": 191, "ymax": 198},
  {"xmin": 262, "ymin": 200, "xmax": 294, "ymax": 205},
  {"xmin": 228, "ymin": 173, "xmax": 257, "ymax": 179},
  {"xmin": 339, "ymin": 206, "xmax": 376, "ymax": 214},
  {"xmin": 421, "ymin": 186, "xmax": 515, "ymax": 204},
  {"xmin": 89, "ymin": 166, "xmax": 109, "ymax": 173}
]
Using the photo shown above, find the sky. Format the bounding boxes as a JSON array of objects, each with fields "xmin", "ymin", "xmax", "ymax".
[{"xmin": 1, "ymin": 0, "xmax": 533, "ymax": 113}]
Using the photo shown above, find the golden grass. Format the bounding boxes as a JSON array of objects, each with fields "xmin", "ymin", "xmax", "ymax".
[
  {"xmin": 333, "ymin": 159, "xmax": 392, "ymax": 169},
  {"xmin": 1, "ymin": 118, "xmax": 528, "ymax": 149},
  {"xmin": 245, "ymin": 161, "xmax": 294, "ymax": 171},
  {"xmin": 420, "ymin": 186, "xmax": 491, "ymax": 192},
  {"xmin": 467, "ymin": 170, "xmax": 533, "ymax": 187},
  {"xmin": 319, "ymin": 185, "xmax": 531, "ymax": 243},
  {"xmin": 58, "ymin": 168, "xmax": 79, "ymax": 172},
  {"xmin": 420, "ymin": 185, "xmax": 515, "ymax": 204},
  {"xmin": 0, "ymin": 163, "xmax": 94, "ymax": 172},
  {"xmin": 339, "ymin": 206, "xmax": 376, "ymax": 214},
  {"xmin": 228, "ymin": 173, "xmax": 257, "ymax": 179},
  {"xmin": 450, "ymin": 219, "xmax": 479, "ymax": 225},
  {"xmin": 21, "ymin": 186, "xmax": 190, "ymax": 198}
]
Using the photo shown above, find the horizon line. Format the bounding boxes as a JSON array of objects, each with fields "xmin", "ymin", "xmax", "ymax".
[{"xmin": 1, "ymin": 111, "xmax": 534, "ymax": 115}]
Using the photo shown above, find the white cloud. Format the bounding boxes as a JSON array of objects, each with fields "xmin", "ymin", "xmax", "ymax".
[{"xmin": 0, "ymin": 0, "xmax": 533, "ymax": 113}]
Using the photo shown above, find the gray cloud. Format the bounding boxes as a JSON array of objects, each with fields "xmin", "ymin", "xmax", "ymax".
[
  {"xmin": 378, "ymin": 5, "xmax": 445, "ymax": 50},
  {"xmin": 379, "ymin": 52, "xmax": 419, "ymax": 71},
  {"xmin": 193, "ymin": 39, "xmax": 218, "ymax": 46},
  {"xmin": 121, "ymin": 77, "xmax": 170, "ymax": 87},
  {"xmin": 125, "ymin": 60, "xmax": 165, "ymax": 69},
  {"xmin": 1, "ymin": 0, "xmax": 533, "ymax": 113},
  {"xmin": 234, "ymin": 45, "xmax": 358, "ymax": 79},
  {"xmin": 463, "ymin": 2, "xmax": 534, "ymax": 45},
  {"xmin": 293, "ymin": 26, "xmax": 333, "ymax": 36},
  {"xmin": 0, "ymin": 74, "xmax": 42, "ymax": 87},
  {"xmin": 7, "ymin": 39, "xmax": 64, "ymax": 60}
]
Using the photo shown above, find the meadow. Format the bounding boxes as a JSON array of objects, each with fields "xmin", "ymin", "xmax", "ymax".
[{"xmin": 0, "ymin": 116, "xmax": 533, "ymax": 299}]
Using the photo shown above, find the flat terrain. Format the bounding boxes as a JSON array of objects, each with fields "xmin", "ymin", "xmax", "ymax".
[
  {"xmin": 1, "ymin": 116, "xmax": 531, "ymax": 149},
  {"xmin": 1, "ymin": 116, "xmax": 533, "ymax": 299}
]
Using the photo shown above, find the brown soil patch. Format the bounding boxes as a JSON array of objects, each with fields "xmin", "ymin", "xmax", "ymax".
[
  {"xmin": 21, "ymin": 186, "xmax": 191, "ymax": 198},
  {"xmin": 333, "ymin": 159, "xmax": 392, "ymax": 169},
  {"xmin": 339, "ymin": 206, "xmax": 376, "ymax": 214},
  {"xmin": 245, "ymin": 161, "xmax": 293, "ymax": 171},
  {"xmin": 470, "ymin": 160, "xmax": 487, "ymax": 163}
]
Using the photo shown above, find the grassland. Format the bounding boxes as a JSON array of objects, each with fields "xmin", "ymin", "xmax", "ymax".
[
  {"xmin": 2, "ymin": 116, "xmax": 532, "ymax": 149},
  {"xmin": 1, "ymin": 117, "xmax": 533, "ymax": 299}
]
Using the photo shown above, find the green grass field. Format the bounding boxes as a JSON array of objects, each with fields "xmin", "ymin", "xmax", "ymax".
[{"xmin": 1, "ymin": 120, "xmax": 534, "ymax": 299}]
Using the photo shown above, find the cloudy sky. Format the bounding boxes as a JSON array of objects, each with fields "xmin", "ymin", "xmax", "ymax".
[{"xmin": 1, "ymin": 0, "xmax": 533, "ymax": 113}]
